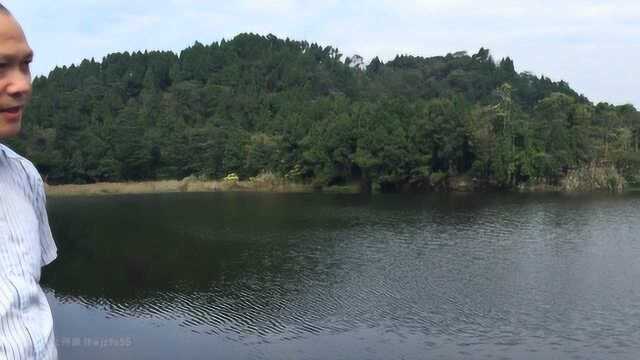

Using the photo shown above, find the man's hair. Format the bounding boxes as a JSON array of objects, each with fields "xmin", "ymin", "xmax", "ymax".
[{"xmin": 0, "ymin": 4, "xmax": 9, "ymax": 14}]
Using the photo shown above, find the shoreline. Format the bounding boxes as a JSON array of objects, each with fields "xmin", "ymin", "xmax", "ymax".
[
  {"xmin": 44, "ymin": 180, "xmax": 360, "ymax": 197},
  {"xmin": 44, "ymin": 179, "xmax": 639, "ymax": 197}
]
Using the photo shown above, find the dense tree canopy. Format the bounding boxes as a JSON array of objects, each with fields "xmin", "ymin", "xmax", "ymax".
[{"xmin": 6, "ymin": 33, "xmax": 640, "ymax": 190}]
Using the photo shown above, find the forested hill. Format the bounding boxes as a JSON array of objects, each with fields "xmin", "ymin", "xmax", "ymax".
[{"xmin": 6, "ymin": 33, "xmax": 640, "ymax": 190}]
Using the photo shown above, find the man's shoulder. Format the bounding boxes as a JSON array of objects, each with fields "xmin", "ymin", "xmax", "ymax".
[
  {"xmin": 0, "ymin": 143, "xmax": 43, "ymax": 182},
  {"xmin": 0, "ymin": 143, "xmax": 23, "ymax": 160}
]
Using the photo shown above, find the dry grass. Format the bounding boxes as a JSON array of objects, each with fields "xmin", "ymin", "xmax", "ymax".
[{"xmin": 45, "ymin": 179, "xmax": 316, "ymax": 197}]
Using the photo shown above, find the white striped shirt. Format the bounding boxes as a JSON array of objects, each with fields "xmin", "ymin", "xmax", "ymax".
[{"xmin": 0, "ymin": 143, "xmax": 58, "ymax": 359}]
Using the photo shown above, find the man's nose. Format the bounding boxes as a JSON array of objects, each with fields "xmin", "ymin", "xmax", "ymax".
[{"xmin": 6, "ymin": 68, "xmax": 31, "ymax": 97}]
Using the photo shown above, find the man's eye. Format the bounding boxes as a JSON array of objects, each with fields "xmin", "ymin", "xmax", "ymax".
[{"xmin": 20, "ymin": 60, "xmax": 31, "ymax": 73}]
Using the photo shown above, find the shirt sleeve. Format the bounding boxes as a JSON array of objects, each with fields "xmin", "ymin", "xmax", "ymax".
[{"xmin": 34, "ymin": 179, "xmax": 57, "ymax": 267}]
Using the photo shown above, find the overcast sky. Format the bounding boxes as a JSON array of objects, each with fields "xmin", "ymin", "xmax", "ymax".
[{"xmin": 4, "ymin": 0, "xmax": 638, "ymax": 106}]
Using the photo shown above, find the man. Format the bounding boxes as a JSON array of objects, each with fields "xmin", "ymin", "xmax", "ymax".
[{"xmin": 0, "ymin": 3, "xmax": 59, "ymax": 359}]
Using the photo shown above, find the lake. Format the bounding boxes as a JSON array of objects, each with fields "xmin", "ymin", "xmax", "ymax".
[{"xmin": 42, "ymin": 192, "xmax": 640, "ymax": 359}]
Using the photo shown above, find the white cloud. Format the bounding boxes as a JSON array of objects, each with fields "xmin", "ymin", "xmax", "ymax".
[{"xmin": 240, "ymin": 0, "xmax": 298, "ymax": 14}]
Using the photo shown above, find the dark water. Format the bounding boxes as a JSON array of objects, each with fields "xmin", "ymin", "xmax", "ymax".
[{"xmin": 42, "ymin": 192, "xmax": 640, "ymax": 359}]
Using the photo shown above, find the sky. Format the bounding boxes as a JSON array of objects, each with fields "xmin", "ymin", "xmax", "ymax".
[{"xmin": 4, "ymin": 0, "xmax": 639, "ymax": 106}]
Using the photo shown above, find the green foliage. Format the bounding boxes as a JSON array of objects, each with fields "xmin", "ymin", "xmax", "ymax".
[{"xmin": 11, "ymin": 33, "xmax": 640, "ymax": 191}]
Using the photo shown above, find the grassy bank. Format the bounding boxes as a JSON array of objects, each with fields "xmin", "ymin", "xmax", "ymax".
[
  {"xmin": 44, "ymin": 168, "xmax": 636, "ymax": 197},
  {"xmin": 44, "ymin": 179, "xmax": 322, "ymax": 197}
]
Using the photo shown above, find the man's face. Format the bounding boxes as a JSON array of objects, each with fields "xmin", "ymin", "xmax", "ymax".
[{"xmin": 0, "ymin": 13, "xmax": 32, "ymax": 139}]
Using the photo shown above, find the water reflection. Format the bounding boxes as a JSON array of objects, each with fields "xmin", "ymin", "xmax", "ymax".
[{"xmin": 43, "ymin": 192, "xmax": 640, "ymax": 359}]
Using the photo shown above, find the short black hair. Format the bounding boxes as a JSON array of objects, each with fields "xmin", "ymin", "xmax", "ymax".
[{"xmin": 0, "ymin": 4, "xmax": 9, "ymax": 14}]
